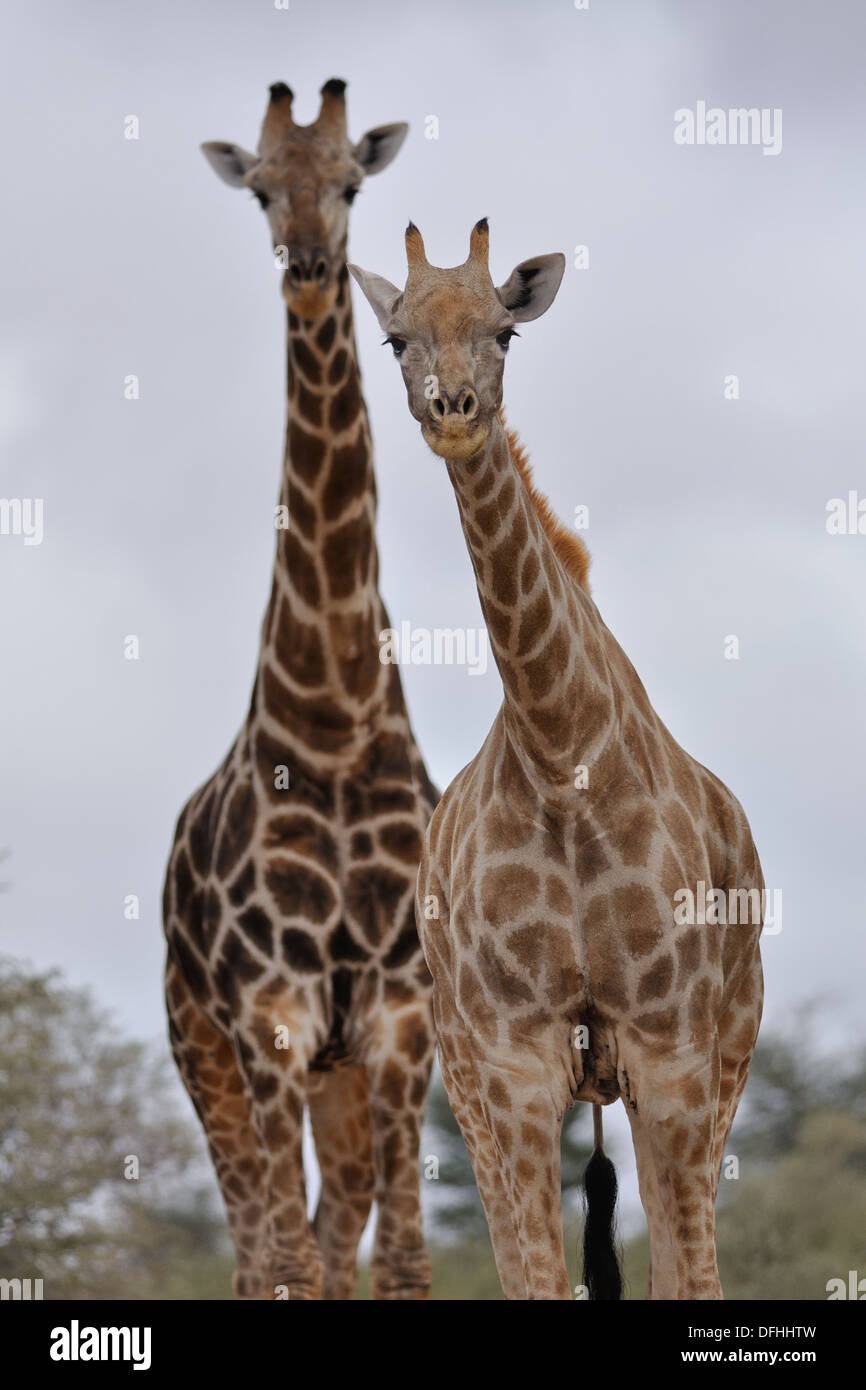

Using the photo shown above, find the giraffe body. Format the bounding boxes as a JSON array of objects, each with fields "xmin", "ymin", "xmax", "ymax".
[
  {"xmin": 163, "ymin": 83, "xmax": 436, "ymax": 1301},
  {"xmin": 351, "ymin": 222, "xmax": 764, "ymax": 1300}
]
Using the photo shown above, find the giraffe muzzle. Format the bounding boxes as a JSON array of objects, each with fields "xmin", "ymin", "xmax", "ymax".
[
  {"xmin": 282, "ymin": 260, "xmax": 338, "ymax": 320},
  {"xmin": 428, "ymin": 384, "xmax": 479, "ymax": 423},
  {"xmin": 421, "ymin": 382, "xmax": 487, "ymax": 459},
  {"xmin": 422, "ymin": 413, "xmax": 489, "ymax": 462},
  {"xmin": 286, "ymin": 246, "xmax": 330, "ymax": 286}
]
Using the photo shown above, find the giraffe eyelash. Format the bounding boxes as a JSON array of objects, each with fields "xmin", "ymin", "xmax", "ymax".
[{"xmin": 383, "ymin": 335, "xmax": 406, "ymax": 358}]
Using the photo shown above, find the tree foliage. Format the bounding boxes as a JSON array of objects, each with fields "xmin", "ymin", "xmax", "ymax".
[{"xmin": 0, "ymin": 956, "xmax": 229, "ymax": 1298}]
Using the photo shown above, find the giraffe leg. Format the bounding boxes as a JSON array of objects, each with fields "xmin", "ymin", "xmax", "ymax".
[
  {"xmin": 623, "ymin": 1108, "xmax": 667, "ymax": 1302},
  {"xmin": 166, "ymin": 957, "xmax": 267, "ymax": 1299},
  {"xmin": 483, "ymin": 1075, "xmax": 571, "ymax": 1300},
  {"xmin": 308, "ymin": 1063, "xmax": 375, "ymax": 1300},
  {"xmin": 435, "ymin": 1008, "xmax": 526, "ymax": 1298},
  {"xmin": 623, "ymin": 1043, "xmax": 723, "ymax": 1300},
  {"xmin": 435, "ymin": 992, "xmax": 569, "ymax": 1299},
  {"xmin": 232, "ymin": 1009, "xmax": 325, "ymax": 1300},
  {"xmin": 362, "ymin": 1000, "xmax": 435, "ymax": 1300},
  {"xmin": 631, "ymin": 1051, "xmax": 751, "ymax": 1301},
  {"xmin": 712, "ymin": 1049, "xmax": 752, "ymax": 1200},
  {"xmin": 420, "ymin": 868, "xmax": 569, "ymax": 1300},
  {"xmin": 437, "ymin": 1051, "xmax": 527, "ymax": 1299},
  {"xmin": 713, "ymin": 951, "xmax": 764, "ymax": 1197}
]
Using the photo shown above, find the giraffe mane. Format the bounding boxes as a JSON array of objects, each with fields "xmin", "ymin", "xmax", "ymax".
[{"xmin": 502, "ymin": 415, "xmax": 591, "ymax": 593}]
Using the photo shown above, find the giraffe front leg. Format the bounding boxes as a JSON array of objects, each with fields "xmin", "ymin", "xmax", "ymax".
[
  {"xmin": 362, "ymin": 999, "xmax": 434, "ymax": 1300},
  {"xmin": 432, "ymin": 978, "xmax": 526, "ymax": 1297},
  {"xmin": 482, "ymin": 1072, "xmax": 572, "ymax": 1300},
  {"xmin": 166, "ymin": 956, "xmax": 268, "ymax": 1300},
  {"xmin": 234, "ymin": 1013, "xmax": 325, "ymax": 1301},
  {"xmin": 436, "ymin": 995, "xmax": 570, "ymax": 1297},
  {"xmin": 308, "ymin": 1063, "xmax": 375, "ymax": 1300},
  {"xmin": 418, "ymin": 865, "xmax": 566, "ymax": 1298},
  {"xmin": 623, "ymin": 1109, "xmax": 665, "ymax": 1301},
  {"xmin": 436, "ymin": 1050, "xmax": 527, "ymax": 1300},
  {"xmin": 622, "ymin": 1042, "xmax": 723, "ymax": 1300}
]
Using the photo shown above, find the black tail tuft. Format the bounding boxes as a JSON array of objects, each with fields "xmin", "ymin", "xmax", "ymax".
[{"xmin": 582, "ymin": 1143, "xmax": 622, "ymax": 1300}]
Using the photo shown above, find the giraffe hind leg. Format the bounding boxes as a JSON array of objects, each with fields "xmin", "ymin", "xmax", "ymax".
[{"xmin": 713, "ymin": 945, "xmax": 763, "ymax": 1197}]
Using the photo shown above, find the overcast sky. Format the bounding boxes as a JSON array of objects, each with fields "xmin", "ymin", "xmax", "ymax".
[{"xmin": 2, "ymin": 0, "xmax": 864, "ymax": 1229}]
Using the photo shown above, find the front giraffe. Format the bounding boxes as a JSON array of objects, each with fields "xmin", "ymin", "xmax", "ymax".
[
  {"xmin": 351, "ymin": 221, "xmax": 764, "ymax": 1300},
  {"xmin": 163, "ymin": 82, "xmax": 437, "ymax": 1301}
]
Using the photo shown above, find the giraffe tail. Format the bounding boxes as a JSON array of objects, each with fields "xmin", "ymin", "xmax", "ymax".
[{"xmin": 581, "ymin": 1104, "xmax": 622, "ymax": 1300}]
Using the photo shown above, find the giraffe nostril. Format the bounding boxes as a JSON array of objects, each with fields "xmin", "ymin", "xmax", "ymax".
[
  {"xmin": 313, "ymin": 259, "xmax": 328, "ymax": 283},
  {"xmin": 462, "ymin": 392, "xmax": 477, "ymax": 417},
  {"xmin": 289, "ymin": 262, "xmax": 303, "ymax": 284},
  {"xmin": 433, "ymin": 398, "xmax": 446, "ymax": 417}
]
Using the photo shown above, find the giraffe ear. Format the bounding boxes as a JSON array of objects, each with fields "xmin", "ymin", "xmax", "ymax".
[
  {"xmin": 496, "ymin": 253, "xmax": 566, "ymax": 322},
  {"xmin": 201, "ymin": 141, "xmax": 259, "ymax": 188},
  {"xmin": 348, "ymin": 264, "xmax": 402, "ymax": 330},
  {"xmin": 353, "ymin": 123, "xmax": 409, "ymax": 175}
]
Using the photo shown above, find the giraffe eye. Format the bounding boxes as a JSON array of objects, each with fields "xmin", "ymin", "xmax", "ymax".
[
  {"xmin": 253, "ymin": 190, "xmax": 270, "ymax": 210},
  {"xmin": 496, "ymin": 328, "xmax": 517, "ymax": 351},
  {"xmin": 344, "ymin": 186, "xmax": 360, "ymax": 204},
  {"xmin": 384, "ymin": 335, "xmax": 406, "ymax": 359}
]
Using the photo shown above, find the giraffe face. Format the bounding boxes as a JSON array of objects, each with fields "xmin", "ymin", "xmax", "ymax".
[
  {"xmin": 389, "ymin": 278, "xmax": 512, "ymax": 461},
  {"xmin": 202, "ymin": 80, "xmax": 408, "ymax": 322},
  {"xmin": 350, "ymin": 221, "xmax": 566, "ymax": 461},
  {"xmin": 248, "ymin": 138, "xmax": 364, "ymax": 319}
]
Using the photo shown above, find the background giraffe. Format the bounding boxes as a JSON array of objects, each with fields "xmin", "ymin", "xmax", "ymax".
[
  {"xmin": 163, "ymin": 81, "xmax": 438, "ymax": 1301},
  {"xmin": 350, "ymin": 221, "xmax": 765, "ymax": 1300}
]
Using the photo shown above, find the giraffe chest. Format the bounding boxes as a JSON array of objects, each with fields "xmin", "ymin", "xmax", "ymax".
[
  {"xmin": 425, "ymin": 773, "xmax": 736, "ymax": 1037},
  {"xmin": 197, "ymin": 730, "xmax": 429, "ymax": 991}
]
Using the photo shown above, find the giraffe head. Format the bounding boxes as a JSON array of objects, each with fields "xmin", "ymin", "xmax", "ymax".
[
  {"xmin": 202, "ymin": 79, "xmax": 408, "ymax": 321},
  {"xmin": 349, "ymin": 221, "xmax": 565, "ymax": 461}
]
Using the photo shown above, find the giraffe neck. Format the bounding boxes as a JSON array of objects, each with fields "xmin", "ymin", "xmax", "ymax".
[
  {"xmin": 446, "ymin": 414, "xmax": 614, "ymax": 785},
  {"xmin": 251, "ymin": 264, "xmax": 393, "ymax": 751}
]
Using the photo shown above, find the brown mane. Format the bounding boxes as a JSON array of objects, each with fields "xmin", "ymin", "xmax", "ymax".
[{"xmin": 503, "ymin": 416, "xmax": 591, "ymax": 593}]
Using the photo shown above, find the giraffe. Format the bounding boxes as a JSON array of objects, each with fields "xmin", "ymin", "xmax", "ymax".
[
  {"xmin": 349, "ymin": 220, "xmax": 765, "ymax": 1300},
  {"xmin": 162, "ymin": 81, "xmax": 438, "ymax": 1302}
]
